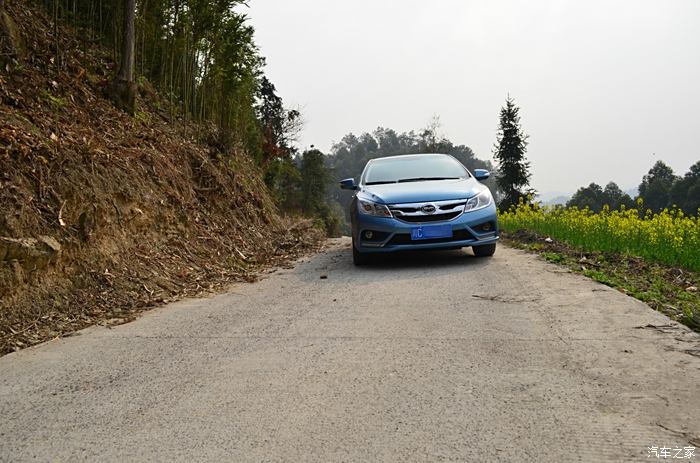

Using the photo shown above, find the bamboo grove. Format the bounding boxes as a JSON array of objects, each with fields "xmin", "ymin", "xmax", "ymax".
[{"xmin": 38, "ymin": 0, "xmax": 294, "ymax": 161}]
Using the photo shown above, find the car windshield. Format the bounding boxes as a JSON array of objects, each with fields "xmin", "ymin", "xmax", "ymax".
[{"xmin": 363, "ymin": 155, "xmax": 468, "ymax": 185}]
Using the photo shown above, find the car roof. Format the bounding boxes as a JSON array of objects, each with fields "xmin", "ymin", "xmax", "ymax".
[{"xmin": 367, "ymin": 153, "xmax": 452, "ymax": 164}]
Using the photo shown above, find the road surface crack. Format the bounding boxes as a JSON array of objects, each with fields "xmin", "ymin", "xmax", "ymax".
[{"xmin": 471, "ymin": 294, "xmax": 541, "ymax": 303}]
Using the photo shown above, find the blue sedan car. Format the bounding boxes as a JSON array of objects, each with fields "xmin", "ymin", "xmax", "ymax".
[{"xmin": 340, "ymin": 153, "xmax": 499, "ymax": 265}]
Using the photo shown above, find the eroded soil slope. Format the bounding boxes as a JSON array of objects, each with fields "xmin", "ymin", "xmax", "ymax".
[{"xmin": 0, "ymin": 0, "xmax": 322, "ymax": 354}]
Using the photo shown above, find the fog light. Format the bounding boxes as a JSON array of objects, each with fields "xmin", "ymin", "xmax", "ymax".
[
  {"xmin": 481, "ymin": 222, "xmax": 492, "ymax": 232},
  {"xmin": 364, "ymin": 230, "xmax": 373, "ymax": 239}
]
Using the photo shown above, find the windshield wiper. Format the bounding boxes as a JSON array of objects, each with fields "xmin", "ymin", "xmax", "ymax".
[
  {"xmin": 397, "ymin": 177, "xmax": 460, "ymax": 183},
  {"xmin": 365, "ymin": 180, "xmax": 398, "ymax": 185}
]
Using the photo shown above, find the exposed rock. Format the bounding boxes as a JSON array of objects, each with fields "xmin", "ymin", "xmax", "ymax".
[{"xmin": 0, "ymin": 236, "xmax": 61, "ymax": 270}]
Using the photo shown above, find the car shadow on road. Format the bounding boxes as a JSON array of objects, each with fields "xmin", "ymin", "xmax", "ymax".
[
  {"xmin": 332, "ymin": 248, "xmax": 491, "ymax": 273},
  {"xmin": 355, "ymin": 248, "xmax": 494, "ymax": 271},
  {"xmin": 291, "ymin": 240, "xmax": 497, "ymax": 284}
]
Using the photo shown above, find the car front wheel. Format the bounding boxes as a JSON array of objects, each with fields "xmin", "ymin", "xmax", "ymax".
[
  {"xmin": 352, "ymin": 239, "xmax": 370, "ymax": 266},
  {"xmin": 472, "ymin": 243, "xmax": 496, "ymax": 257}
]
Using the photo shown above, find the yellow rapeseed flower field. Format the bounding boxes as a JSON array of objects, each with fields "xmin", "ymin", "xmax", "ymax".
[{"xmin": 498, "ymin": 199, "xmax": 700, "ymax": 271}]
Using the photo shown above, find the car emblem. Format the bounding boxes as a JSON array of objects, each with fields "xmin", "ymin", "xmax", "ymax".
[{"xmin": 421, "ymin": 204, "xmax": 437, "ymax": 214}]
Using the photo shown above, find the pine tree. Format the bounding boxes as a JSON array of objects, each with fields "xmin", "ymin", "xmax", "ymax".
[{"xmin": 493, "ymin": 96, "xmax": 532, "ymax": 208}]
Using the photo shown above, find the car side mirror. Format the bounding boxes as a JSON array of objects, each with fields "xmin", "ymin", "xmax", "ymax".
[
  {"xmin": 473, "ymin": 169, "xmax": 490, "ymax": 181},
  {"xmin": 340, "ymin": 178, "xmax": 359, "ymax": 190}
]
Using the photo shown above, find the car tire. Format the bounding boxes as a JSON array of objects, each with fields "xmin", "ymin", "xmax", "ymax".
[
  {"xmin": 472, "ymin": 243, "xmax": 496, "ymax": 257},
  {"xmin": 352, "ymin": 239, "xmax": 370, "ymax": 266}
]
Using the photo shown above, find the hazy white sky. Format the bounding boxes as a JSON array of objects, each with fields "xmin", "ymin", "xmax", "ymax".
[{"xmin": 246, "ymin": 0, "xmax": 700, "ymax": 194}]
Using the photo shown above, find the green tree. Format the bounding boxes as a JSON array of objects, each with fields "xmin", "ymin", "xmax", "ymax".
[
  {"xmin": 669, "ymin": 160, "xmax": 700, "ymax": 215},
  {"xmin": 493, "ymin": 96, "xmax": 532, "ymax": 208},
  {"xmin": 419, "ymin": 115, "xmax": 449, "ymax": 153},
  {"xmin": 301, "ymin": 149, "xmax": 343, "ymax": 236},
  {"xmin": 638, "ymin": 161, "xmax": 678, "ymax": 212},
  {"xmin": 264, "ymin": 157, "xmax": 303, "ymax": 211},
  {"xmin": 256, "ymin": 76, "xmax": 301, "ymax": 164},
  {"xmin": 567, "ymin": 183, "xmax": 604, "ymax": 211},
  {"xmin": 301, "ymin": 149, "xmax": 329, "ymax": 215},
  {"xmin": 602, "ymin": 182, "xmax": 634, "ymax": 210},
  {"xmin": 567, "ymin": 182, "xmax": 634, "ymax": 212}
]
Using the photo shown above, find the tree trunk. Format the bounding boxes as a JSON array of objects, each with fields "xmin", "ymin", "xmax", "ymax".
[
  {"xmin": 116, "ymin": 0, "xmax": 134, "ymax": 82},
  {"xmin": 106, "ymin": 0, "xmax": 136, "ymax": 114},
  {"xmin": 0, "ymin": 0, "xmax": 25, "ymax": 63}
]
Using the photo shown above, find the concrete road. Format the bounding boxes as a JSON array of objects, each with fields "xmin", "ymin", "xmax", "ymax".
[{"xmin": 1, "ymin": 238, "xmax": 699, "ymax": 462}]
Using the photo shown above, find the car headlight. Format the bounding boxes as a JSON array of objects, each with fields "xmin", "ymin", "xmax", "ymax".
[
  {"xmin": 358, "ymin": 199, "xmax": 392, "ymax": 217},
  {"xmin": 464, "ymin": 189, "xmax": 493, "ymax": 212}
]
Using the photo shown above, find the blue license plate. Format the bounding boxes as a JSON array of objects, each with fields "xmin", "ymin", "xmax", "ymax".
[{"xmin": 410, "ymin": 225, "xmax": 453, "ymax": 240}]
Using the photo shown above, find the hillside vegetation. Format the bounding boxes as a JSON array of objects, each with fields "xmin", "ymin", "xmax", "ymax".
[{"xmin": 0, "ymin": 0, "xmax": 322, "ymax": 354}]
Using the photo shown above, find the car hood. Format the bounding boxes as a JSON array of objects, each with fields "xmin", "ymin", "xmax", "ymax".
[{"xmin": 360, "ymin": 178, "xmax": 484, "ymax": 204}]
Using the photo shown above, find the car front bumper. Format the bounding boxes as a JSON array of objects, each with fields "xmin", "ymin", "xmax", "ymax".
[{"xmin": 352, "ymin": 203, "xmax": 499, "ymax": 253}]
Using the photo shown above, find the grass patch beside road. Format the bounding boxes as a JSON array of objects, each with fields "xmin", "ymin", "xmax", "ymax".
[{"xmin": 503, "ymin": 230, "xmax": 700, "ymax": 331}]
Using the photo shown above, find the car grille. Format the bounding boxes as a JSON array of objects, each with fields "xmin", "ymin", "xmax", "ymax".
[
  {"xmin": 387, "ymin": 229, "xmax": 475, "ymax": 245},
  {"xmin": 389, "ymin": 199, "xmax": 466, "ymax": 223},
  {"xmin": 394, "ymin": 211, "xmax": 462, "ymax": 223}
]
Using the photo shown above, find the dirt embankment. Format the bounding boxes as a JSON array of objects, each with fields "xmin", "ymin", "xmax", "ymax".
[{"xmin": 0, "ymin": 0, "xmax": 323, "ymax": 355}]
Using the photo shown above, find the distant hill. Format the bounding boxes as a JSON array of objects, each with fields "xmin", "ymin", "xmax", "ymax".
[
  {"xmin": 541, "ymin": 195, "xmax": 570, "ymax": 206},
  {"xmin": 537, "ymin": 191, "xmax": 571, "ymax": 206}
]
